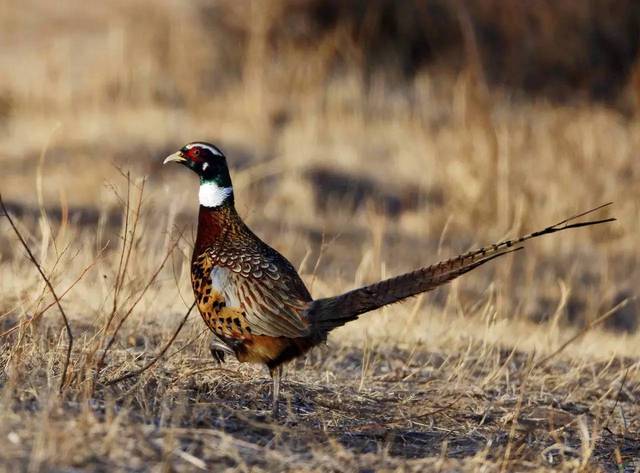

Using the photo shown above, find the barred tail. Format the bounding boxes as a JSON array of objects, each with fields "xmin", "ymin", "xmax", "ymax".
[{"xmin": 305, "ymin": 203, "xmax": 615, "ymax": 332}]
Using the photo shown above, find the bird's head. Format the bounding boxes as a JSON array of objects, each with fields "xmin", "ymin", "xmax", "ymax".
[{"xmin": 163, "ymin": 142, "xmax": 234, "ymax": 207}]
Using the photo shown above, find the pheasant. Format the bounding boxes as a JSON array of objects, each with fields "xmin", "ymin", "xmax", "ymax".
[{"xmin": 163, "ymin": 142, "xmax": 614, "ymax": 415}]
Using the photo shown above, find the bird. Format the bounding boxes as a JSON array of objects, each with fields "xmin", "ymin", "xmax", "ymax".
[{"xmin": 163, "ymin": 141, "xmax": 615, "ymax": 415}]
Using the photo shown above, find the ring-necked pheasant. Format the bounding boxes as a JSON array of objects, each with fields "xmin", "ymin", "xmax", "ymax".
[{"xmin": 163, "ymin": 142, "xmax": 615, "ymax": 415}]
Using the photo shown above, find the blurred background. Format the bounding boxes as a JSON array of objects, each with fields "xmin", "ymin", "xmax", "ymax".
[{"xmin": 1, "ymin": 0, "xmax": 638, "ymax": 345}]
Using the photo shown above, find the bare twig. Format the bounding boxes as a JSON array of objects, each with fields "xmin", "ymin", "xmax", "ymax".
[
  {"xmin": 166, "ymin": 327, "xmax": 209, "ymax": 359},
  {"xmin": 96, "ymin": 174, "xmax": 145, "ymax": 368},
  {"xmin": 116, "ymin": 177, "xmax": 146, "ymax": 300},
  {"xmin": 30, "ymin": 241, "xmax": 75, "ymax": 312},
  {"xmin": 4, "ymin": 239, "xmax": 76, "ymax": 335},
  {"xmin": 105, "ymin": 172, "xmax": 132, "ymax": 338},
  {"xmin": 1, "ymin": 193, "xmax": 73, "ymax": 392},
  {"xmin": 603, "ymin": 368, "xmax": 630, "ymax": 431},
  {"xmin": 104, "ymin": 301, "xmax": 196, "ymax": 386},
  {"xmin": 97, "ymin": 228, "xmax": 184, "ymax": 368},
  {"xmin": 534, "ymin": 299, "xmax": 629, "ymax": 369},
  {"xmin": 0, "ymin": 244, "xmax": 106, "ymax": 338}
]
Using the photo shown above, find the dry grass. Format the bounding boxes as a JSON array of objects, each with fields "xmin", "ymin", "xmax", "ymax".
[{"xmin": 1, "ymin": 1, "xmax": 639, "ymax": 471}]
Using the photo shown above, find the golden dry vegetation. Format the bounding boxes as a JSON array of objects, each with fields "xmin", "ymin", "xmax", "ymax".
[{"xmin": 0, "ymin": 1, "xmax": 639, "ymax": 471}]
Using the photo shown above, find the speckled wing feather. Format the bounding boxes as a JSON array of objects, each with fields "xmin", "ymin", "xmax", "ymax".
[
  {"xmin": 205, "ymin": 229, "xmax": 312, "ymax": 339},
  {"xmin": 229, "ymin": 266, "xmax": 311, "ymax": 338}
]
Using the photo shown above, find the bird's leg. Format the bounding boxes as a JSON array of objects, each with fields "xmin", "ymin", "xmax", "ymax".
[{"xmin": 270, "ymin": 365, "xmax": 283, "ymax": 417}]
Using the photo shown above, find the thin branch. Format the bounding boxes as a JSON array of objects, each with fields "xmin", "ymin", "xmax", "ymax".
[
  {"xmin": 116, "ymin": 177, "xmax": 146, "ymax": 298},
  {"xmin": 31, "ymin": 240, "xmax": 75, "ymax": 312},
  {"xmin": 97, "ymin": 228, "xmax": 184, "ymax": 368},
  {"xmin": 104, "ymin": 301, "xmax": 196, "ymax": 386},
  {"xmin": 1, "ymin": 194, "xmax": 73, "ymax": 392},
  {"xmin": 166, "ymin": 327, "xmax": 209, "ymax": 359},
  {"xmin": 7, "ymin": 239, "xmax": 75, "ymax": 331},
  {"xmin": 0, "ymin": 244, "xmax": 107, "ymax": 339},
  {"xmin": 603, "ymin": 368, "xmax": 630, "ymax": 431},
  {"xmin": 101, "ymin": 174, "xmax": 144, "ymax": 358},
  {"xmin": 534, "ymin": 298, "xmax": 629, "ymax": 369},
  {"xmin": 112, "ymin": 163, "xmax": 145, "ymax": 192},
  {"xmin": 109, "ymin": 172, "xmax": 131, "ymax": 330}
]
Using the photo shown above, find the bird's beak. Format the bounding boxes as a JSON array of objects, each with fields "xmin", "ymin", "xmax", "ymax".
[{"xmin": 163, "ymin": 151, "xmax": 187, "ymax": 165}]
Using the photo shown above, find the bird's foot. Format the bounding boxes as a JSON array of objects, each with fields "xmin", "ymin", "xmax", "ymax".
[
  {"xmin": 210, "ymin": 348, "xmax": 226, "ymax": 364},
  {"xmin": 209, "ymin": 338, "xmax": 232, "ymax": 365}
]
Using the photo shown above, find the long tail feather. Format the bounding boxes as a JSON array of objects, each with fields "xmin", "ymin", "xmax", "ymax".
[{"xmin": 305, "ymin": 203, "xmax": 615, "ymax": 332}]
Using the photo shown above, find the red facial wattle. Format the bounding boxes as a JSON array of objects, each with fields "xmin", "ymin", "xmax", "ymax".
[{"xmin": 185, "ymin": 147, "xmax": 203, "ymax": 163}]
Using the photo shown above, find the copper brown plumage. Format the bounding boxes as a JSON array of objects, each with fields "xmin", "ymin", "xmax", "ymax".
[
  {"xmin": 163, "ymin": 142, "xmax": 615, "ymax": 415},
  {"xmin": 191, "ymin": 203, "xmax": 317, "ymax": 371}
]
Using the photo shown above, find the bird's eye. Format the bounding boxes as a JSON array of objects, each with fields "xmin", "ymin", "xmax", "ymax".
[{"xmin": 193, "ymin": 149, "xmax": 200, "ymax": 157}]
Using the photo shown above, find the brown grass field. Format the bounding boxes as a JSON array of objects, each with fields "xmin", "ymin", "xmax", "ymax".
[{"xmin": 1, "ymin": 1, "xmax": 639, "ymax": 471}]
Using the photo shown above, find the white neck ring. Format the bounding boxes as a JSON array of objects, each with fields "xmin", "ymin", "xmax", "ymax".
[{"xmin": 199, "ymin": 181, "xmax": 233, "ymax": 207}]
